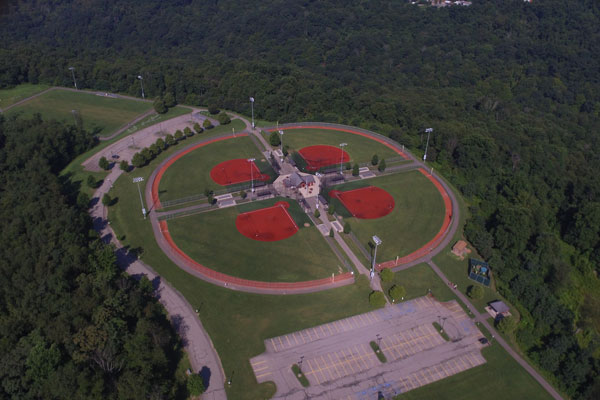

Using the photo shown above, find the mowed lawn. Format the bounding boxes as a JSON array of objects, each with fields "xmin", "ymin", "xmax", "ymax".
[
  {"xmin": 0, "ymin": 83, "xmax": 50, "ymax": 108},
  {"xmin": 329, "ymin": 170, "xmax": 445, "ymax": 262},
  {"xmin": 265, "ymin": 128, "xmax": 400, "ymax": 165},
  {"xmin": 158, "ymin": 134, "xmax": 270, "ymax": 203},
  {"xmin": 167, "ymin": 197, "xmax": 343, "ymax": 282},
  {"xmin": 6, "ymin": 88, "xmax": 151, "ymax": 136}
]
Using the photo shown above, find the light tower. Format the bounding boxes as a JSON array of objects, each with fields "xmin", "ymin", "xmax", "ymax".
[
  {"xmin": 339, "ymin": 143, "xmax": 348, "ymax": 174},
  {"xmin": 423, "ymin": 128, "xmax": 433, "ymax": 161},
  {"xmin": 137, "ymin": 75, "xmax": 145, "ymax": 99},
  {"xmin": 68, "ymin": 67, "xmax": 78, "ymax": 90}
]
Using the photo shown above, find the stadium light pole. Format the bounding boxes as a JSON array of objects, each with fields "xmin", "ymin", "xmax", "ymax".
[
  {"xmin": 249, "ymin": 97, "xmax": 255, "ymax": 129},
  {"xmin": 68, "ymin": 67, "xmax": 78, "ymax": 90},
  {"xmin": 248, "ymin": 158, "xmax": 256, "ymax": 193},
  {"xmin": 133, "ymin": 177, "xmax": 146, "ymax": 219},
  {"xmin": 372, "ymin": 235, "xmax": 382, "ymax": 278},
  {"xmin": 137, "ymin": 75, "xmax": 145, "ymax": 99},
  {"xmin": 339, "ymin": 143, "xmax": 348, "ymax": 175},
  {"xmin": 279, "ymin": 130, "xmax": 284, "ymax": 159},
  {"xmin": 423, "ymin": 128, "xmax": 433, "ymax": 161}
]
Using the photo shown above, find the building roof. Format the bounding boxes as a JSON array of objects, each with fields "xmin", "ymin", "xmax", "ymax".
[
  {"xmin": 286, "ymin": 172, "xmax": 314, "ymax": 187},
  {"xmin": 452, "ymin": 240, "xmax": 468, "ymax": 251},
  {"xmin": 489, "ymin": 301, "xmax": 509, "ymax": 314}
]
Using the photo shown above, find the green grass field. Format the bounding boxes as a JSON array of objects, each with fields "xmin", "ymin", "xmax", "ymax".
[
  {"xmin": 6, "ymin": 89, "xmax": 151, "ymax": 136},
  {"xmin": 264, "ymin": 128, "xmax": 400, "ymax": 165},
  {"xmin": 329, "ymin": 171, "xmax": 445, "ymax": 263},
  {"xmin": 158, "ymin": 132, "xmax": 269, "ymax": 204},
  {"xmin": 382, "ymin": 263, "xmax": 458, "ymax": 303},
  {"xmin": 0, "ymin": 83, "xmax": 50, "ymax": 108},
  {"xmin": 167, "ymin": 197, "xmax": 343, "ymax": 282}
]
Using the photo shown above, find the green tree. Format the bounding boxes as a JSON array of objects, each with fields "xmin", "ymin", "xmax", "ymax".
[
  {"xmin": 184, "ymin": 126, "xmax": 193, "ymax": 137},
  {"xmin": 239, "ymin": 190, "xmax": 247, "ymax": 199},
  {"xmin": 314, "ymin": 209, "xmax": 320, "ymax": 218},
  {"xmin": 193, "ymin": 123, "xmax": 203, "ymax": 134},
  {"xmin": 496, "ymin": 315, "xmax": 518, "ymax": 335},
  {"xmin": 153, "ymin": 98, "xmax": 167, "ymax": 114},
  {"xmin": 217, "ymin": 112, "xmax": 231, "ymax": 125},
  {"xmin": 149, "ymin": 143, "xmax": 160, "ymax": 157},
  {"xmin": 187, "ymin": 373, "xmax": 205, "ymax": 396},
  {"xmin": 203, "ymin": 119, "xmax": 213, "ymax": 129},
  {"xmin": 389, "ymin": 285, "xmax": 406, "ymax": 301},
  {"xmin": 352, "ymin": 163, "xmax": 359, "ymax": 176},
  {"xmin": 208, "ymin": 104, "xmax": 220, "ymax": 115},
  {"xmin": 165, "ymin": 134, "xmax": 176, "ymax": 146},
  {"xmin": 86, "ymin": 175, "xmax": 97, "ymax": 188},
  {"xmin": 269, "ymin": 131, "xmax": 281, "ymax": 146},
  {"xmin": 371, "ymin": 154, "xmax": 379, "ymax": 166},
  {"xmin": 102, "ymin": 193, "xmax": 112, "ymax": 206},
  {"xmin": 283, "ymin": 144, "xmax": 289, "ymax": 156},
  {"xmin": 174, "ymin": 130, "xmax": 184, "ymax": 141},
  {"xmin": 119, "ymin": 160, "xmax": 129, "ymax": 172},
  {"xmin": 467, "ymin": 285, "xmax": 484, "ymax": 299},
  {"xmin": 141, "ymin": 147, "xmax": 152, "ymax": 161},
  {"xmin": 345, "ymin": 162, "xmax": 352, "ymax": 170},
  {"xmin": 132, "ymin": 152, "xmax": 146, "ymax": 168},
  {"xmin": 98, "ymin": 156, "xmax": 110, "ymax": 170},
  {"xmin": 369, "ymin": 291, "xmax": 386, "ymax": 307},
  {"xmin": 76, "ymin": 191, "xmax": 90, "ymax": 209},
  {"xmin": 328, "ymin": 203, "xmax": 335, "ymax": 215},
  {"xmin": 156, "ymin": 138, "xmax": 166, "ymax": 150},
  {"xmin": 378, "ymin": 159, "xmax": 386, "ymax": 172},
  {"xmin": 329, "ymin": 228, "xmax": 335, "ymax": 237},
  {"xmin": 343, "ymin": 222, "xmax": 351, "ymax": 234},
  {"xmin": 163, "ymin": 92, "xmax": 176, "ymax": 107},
  {"xmin": 380, "ymin": 268, "xmax": 394, "ymax": 282}
]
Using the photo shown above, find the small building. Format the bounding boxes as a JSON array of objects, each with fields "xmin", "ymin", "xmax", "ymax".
[
  {"xmin": 284, "ymin": 172, "xmax": 315, "ymax": 189},
  {"xmin": 486, "ymin": 300, "xmax": 511, "ymax": 320},
  {"xmin": 451, "ymin": 240, "xmax": 471, "ymax": 259}
]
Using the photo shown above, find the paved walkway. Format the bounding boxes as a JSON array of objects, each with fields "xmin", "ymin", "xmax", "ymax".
[{"xmin": 89, "ymin": 168, "xmax": 227, "ymax": 400}]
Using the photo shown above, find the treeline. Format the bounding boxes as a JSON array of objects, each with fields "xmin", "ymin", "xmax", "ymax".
[
  {"xmin": 1, "ymin": 0, "xmax": 600, "ymax": 397},
  {"xmin": 0, "ymin": 115, "xmax": 184, "ymax": 398}
]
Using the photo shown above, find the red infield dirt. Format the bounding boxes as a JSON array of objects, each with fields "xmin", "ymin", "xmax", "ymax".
[
  {"xmin": 210, "ymin": 158, "xmax": 270, "ymax": 186},
  {"xmin": 298, "ymin": 145, "xmax": 350, "ymax": 171},
  {"xmin": 329, "ymin": 186, "xmax": 395, "ymax": 219},
  {"xmin": 235, "ymin": 201, "xmax": 299, "ymax": 241}
]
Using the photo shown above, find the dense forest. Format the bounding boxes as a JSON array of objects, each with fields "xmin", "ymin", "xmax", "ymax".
[
  {"xmin": 0, "ymin": 115, "xmax": 184, "ymax": 398},
  {"xmin": 1, "ymin": 0, "xmax": 600, "ymax": 398}
]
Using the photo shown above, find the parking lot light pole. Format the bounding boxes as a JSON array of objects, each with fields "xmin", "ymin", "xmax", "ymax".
[
  {"xmin": 279, "ymin": 130, "xmax": 284, "ymax": 159},
  {"xmin": 250, "ymin": 97, "xmax": 255, "ymax": 128},
  {"xmin": 423, "ymin": 128, "xmax": 433, "ymax": 161},
  {"xmin": 137, "ymin": 75, "xmax": 145, "ymax": 99},
  {"xmin": 133, "ymin": 177, "xmax": 146, "ymax": 219},
  {"xmin": 372, "ymin": 235, "xmax": 382, "ymax": 278},
  {"xmin": 248, "ymin": 158, "xmax": 256, "ymax": 193},
  {"xmin": 68, "ymin": 67, "xmax": 77, "ymax": 90},
  {"xmin": 339, "ymin": 143, "xmax": 348, "ymax": 175}
]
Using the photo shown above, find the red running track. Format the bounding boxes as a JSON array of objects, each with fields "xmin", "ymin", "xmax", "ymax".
[
  {"xmin": 329, "ymin": 186, "xmax": 395, "ymax": 219},
  {"xmin": 236, "ymin": 201, "xmax": 299, "ymax": 241},
  {"xmin": 158, "ymin": 219, "xmax": 354, "ymax": 292},
  {"xmin": 298, "ymin": 145, "xmax": 350, "ymax": 171},
  {"xmin": 152, "ymin": 134, "xmax": 249, "ymax": 209},
  {"xmin": 210, "ymin": 158, "xmax": 270, "ymax": 186}
]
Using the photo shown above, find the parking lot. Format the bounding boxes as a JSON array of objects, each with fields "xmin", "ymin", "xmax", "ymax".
[{"xmin": 250, "ymin": 295, "xmax": 486, "ymax": 399}]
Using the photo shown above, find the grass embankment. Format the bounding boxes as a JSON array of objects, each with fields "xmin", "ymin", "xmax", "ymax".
[
  {"xmin": 107, "ymin": 133, "xmax": 378, "ymax": 399},
  {"xmin": 0, "ymin": 83, "xmax": 50, "ymax": 107},
  {"xmin": 168, "ymin": 197, "xmax": 343, "ymax": 282},
  {"xmin": 329, "ymin": 171, "xmax": 445, "ymax": 263},
  {"xmin": 262, "ymin": 127, "xmax": 399, "ymax": 165},
  {"xmin": 291, "ymin": 364, "xmax": 310, "ymax": 387},
  {"xmin": 6, "ymin": 88, "xmax": 152, "ymax": 136}
]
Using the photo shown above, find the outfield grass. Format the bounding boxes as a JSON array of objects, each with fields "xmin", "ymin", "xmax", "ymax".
[
  {"xmin": 264, "ymin": 128, "xmax": 399, "ymax": 166},
  {"xmin": 395, "ymin": 340, "xmax": 552, "ymax": 400},
  {"xmin": 0, "ymin": 83, "xmax": 50, "ymax": 108},
  {"xmin": 329, "ymin": 171, "xmax": 445, "ymax": 263},
  {"xmin": 6, "ymin": 88, "xmax": 151, "ymax": 136},
  {"xmin": 167, "ymin": 197, "xmax": 342, "ymax": 282},
  {"xmin": 158, "ymin": 131, "xmax": 268, "ymax": 204}
]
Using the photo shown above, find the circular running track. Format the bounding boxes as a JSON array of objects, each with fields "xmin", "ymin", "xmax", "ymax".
[{"xmin": 147, "ymin": 125, "xmax": 456, "ymax": 294}]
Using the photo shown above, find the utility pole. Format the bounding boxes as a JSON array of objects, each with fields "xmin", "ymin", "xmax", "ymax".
[
  {"xmin": 68, "ymin": 67, "xmax": 78, "ymax": 90},
  {"xmin": 339, "ymin": 143, "xmax": 348, "ymax": 175},
  {"xmin": 137, "ymin": 75, "xmax": 145, "ymax": 99}
]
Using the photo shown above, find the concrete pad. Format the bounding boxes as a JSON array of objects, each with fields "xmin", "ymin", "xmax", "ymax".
[
  {"xmin": 359, "ymin": 171, "xmax": 376, "ymax": 179},
  {"xmin": 217, "ymin": 198, "xmax": 236, "ymax": 208},
  {"xmin": 331, "ymin": 220, "xmax": 343, "ymax": 232},
  {"xmin": 214, "ymin": 193, "xmax": 233, "ymax": 201},
  {"xmin": 316, "ymin": 224, "xmax": 330, "ymax": 236}
]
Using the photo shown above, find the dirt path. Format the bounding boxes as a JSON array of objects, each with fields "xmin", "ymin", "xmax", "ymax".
[{"xmin": 90, "ymin": 168, "xmax": 227, "ymax": 399}]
